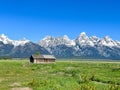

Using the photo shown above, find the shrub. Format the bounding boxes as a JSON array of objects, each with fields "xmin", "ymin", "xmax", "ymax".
[
  {"xmin": 106, "ymin": 84, "xmax": 119, "ymax": 90},
  {"xmin": 74, "ymin": 84, "xmax": 96, "ymax": 90}
]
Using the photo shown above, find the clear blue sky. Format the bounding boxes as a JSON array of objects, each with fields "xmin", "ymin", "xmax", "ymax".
[{"xmin": 0, "ymin": 0, "xmax": 120, "ymax": 42}]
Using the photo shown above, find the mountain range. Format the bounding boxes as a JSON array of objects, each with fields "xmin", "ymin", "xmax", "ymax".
[{"xmin": 0, "ymin": 32, "xmax": 120, "ymax": 59}]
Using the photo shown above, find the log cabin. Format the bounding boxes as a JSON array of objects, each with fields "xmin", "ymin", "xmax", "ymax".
[{"xmin": 30, "ymin": 54, "xmax": 56, "ymax": 63}]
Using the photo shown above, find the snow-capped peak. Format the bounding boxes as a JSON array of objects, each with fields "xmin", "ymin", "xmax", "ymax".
[
  {"xmin": 81, "ymin": 32, "xmax": 86, "ymax": 35},
  {"xmin": 1, "ymin": 34, "xmax": 8, "ymax": 39},
  {"xmin": 104, "ymin": 36, "xmax": 112, "ymax": 41},
  {"xmin": 12, "ymin": 38, "xmax": 30, "ymax": 46},
  {"xmin": 62, "ymin": 35, "xmax": 75, "ymax": 46},
  {"xmin": 90, "ymin": 36, "xmax": 100, "ymax": 44},
  {"xmin": 38, "ymin": 35, "xmax": 75, "ymax": 48},
  {"xmin": 0, "ymin": 34, "xmax": 29, "ymax": 46},
  {"xmin": 98, "ymin": 36, "xmax": 118, "ymax": 47},
  {"xmin": 42, "ymin": 36, "xmax": 53, "ymax": 41},
  {"xmin": 63, "ymin": 35, "xmax": 69, "ymax": 40},
  {"xmin": 79, "ymin": 32, "xmax": 88, "ymax": 39},
  {"xmin": 0, "ymin": 34, "xmax": 13, "ymax": 44},
  {"xmin": 76, "ymin": 32, "xmax": 94, "ymax": 46}
]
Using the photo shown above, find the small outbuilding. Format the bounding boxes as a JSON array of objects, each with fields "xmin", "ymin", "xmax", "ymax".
[{"xmin": 30, "ymin": 54, "xmax": 56, "ymax": 63}]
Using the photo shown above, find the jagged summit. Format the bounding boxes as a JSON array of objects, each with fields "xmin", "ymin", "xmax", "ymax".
[
  {"xmin": 37, "ymin": 32, "xmax": 120, "ymax": 59},
  {"xmin": 78, "ymin": 32, "xmax": 88, "ymax": 39},
  {"xmin": 63, "ymin": 35, "xmax": 69, "ymax": 40},
  {"xmin": 39, "ymin": 35, "xmax": 75, "ymax": 48},
  {"xmin": 0, "ymin": 34, "xmax": 12, "ymax": 44},
  {"xmin": 1, "ymin": 32, "xmax": 120, "ymax": 47},
  {"xmin": 1, "ymin": 32, "xmax": 120, "ymax": 59},
  {"xmin": 0, "ymin": 34, "xmax": 30, "ymax": 46},
  {"xmin": 80, "ymin": 32, "xmax": 86, "ymax": 35},
  {"xmin": 42, "ymin": 36, "xmax": 54, "ymax": 40},
  {"xmin": 75, "ymin": 32, "xmax": 94, "ymax": 46},
  {"xmin": 98, "ymin": 36, "xmax": 118, "ymax": 47},
  {"xmin": 38, "ymin": 32, "xmax": 120, "ymax": 47},
  {"xmin": 0, "ymin": 34, "xmax": 8, "ymax": 39}
]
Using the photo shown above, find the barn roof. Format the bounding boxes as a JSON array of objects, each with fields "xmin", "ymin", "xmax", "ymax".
[
  {"xmin": 31, "ymin": 54, "xmax": 56, "ymax": 59},
  {"xmin": 31, "ymin": 55, "xmax": 44, "ymax": 59},
  {"xmin": 43, "ymin": 55, "xmax": 56, "ymax": 59}
]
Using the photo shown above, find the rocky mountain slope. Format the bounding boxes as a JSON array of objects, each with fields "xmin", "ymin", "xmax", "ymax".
[
  {"xmin": 0, "ymin": 33, "xmax": 120, "ymax": 59},
  {"xmin": 38, "ymin": 32, "xmax": 120, "ymax": 59},
  {"xmin": 0, "ymin": 34, "xmax": 49, "ymax": 58}
]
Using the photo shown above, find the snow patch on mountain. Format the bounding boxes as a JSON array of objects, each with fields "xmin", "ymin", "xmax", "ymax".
[
  {"xmin": 0, "ymin": 34, "xmax": 29, "ymax": 46},
  {"xmin": 75, "ymin": 32, "xmax": 94, "ymax": 46},
  {"xmin": 98, "ymin": 36, "xmax": 119, "ymax": 47},
  {"xmin": 0, "ymin": 34, "xmax": 13, "ymax": 44},
  {"xmin": 1, "ymin": 32, "xmax": 120, "ymax": 59},
  {"xmin": 38, "ymin": 32, "xmax": 120, "ymax": 48},
  {"xmin": 39, "ymin": 35, "xmax": 75, "ymax": 48}
]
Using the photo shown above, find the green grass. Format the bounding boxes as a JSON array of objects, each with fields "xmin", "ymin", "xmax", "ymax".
[{"xmin": 0, "ymin": 59, "xmax": 120, "ymax": 90}]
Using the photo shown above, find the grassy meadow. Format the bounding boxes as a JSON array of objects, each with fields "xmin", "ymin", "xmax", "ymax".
[{"xmin": 0, "ymin": 59, "xmax": 120, "ymax": 90}]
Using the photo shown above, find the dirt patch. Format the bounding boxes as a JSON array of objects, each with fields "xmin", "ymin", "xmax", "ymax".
[
  {"xmin": 9, "ymin": 82, "xmax": 21, "ymax": 87},
  {"xmin": 0, "ymin": 79, "xmax": 2, "ymax": 83},
  {"xmin": 11, "ymin": 87, "xmax": 32, "ymax": 90},
  {"xmin": 57, "ymin": 72, "xmax": 64, "ymax": 75},
  {"xmin": 92, "ymin": 81, "xmax": 107, "ymax": 85},
  {"xmin": 66, "ymin": 66, "xmax": 74, "ymax": 70}
]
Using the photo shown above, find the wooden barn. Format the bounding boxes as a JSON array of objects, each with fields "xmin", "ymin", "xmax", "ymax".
[{"xmin": 30, "ymin": 54, "xmax": 56, "ymax": 63}]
